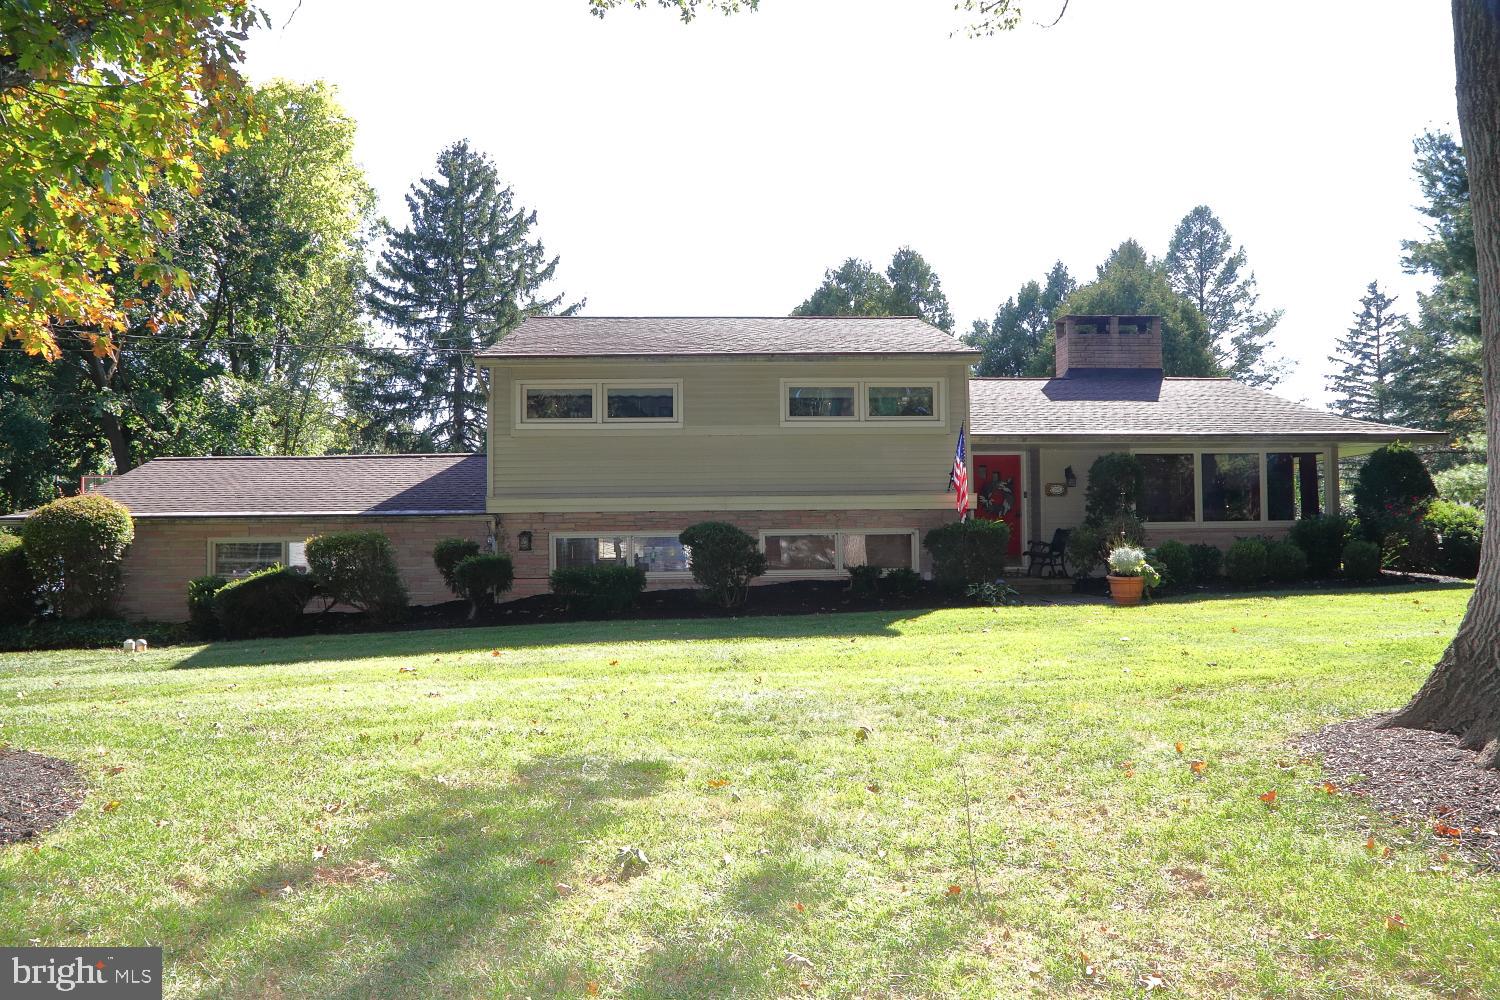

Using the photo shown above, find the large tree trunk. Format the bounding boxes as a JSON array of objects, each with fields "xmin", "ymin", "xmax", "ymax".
[{"xmin": 1385, "ymin": 0, "xmax": 1500, "ymax": 765}]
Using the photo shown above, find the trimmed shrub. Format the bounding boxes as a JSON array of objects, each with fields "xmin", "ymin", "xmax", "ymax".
[
  {"xmin": 1084, "ymin": 452, "xmax": 1144, "ymax": 523},
  {"xmin": 1354, "ymin": 444, "xmax": 1439, "ymax": 565},
  {"xmin": 433, "ymin": 537, "xmax": 482, "ymax": 597},
  {"xmin": 1265, "ymin": 540, "xmax": 1309, "ymax": 582},
  {"xmin": 306, "ymin": 531, "xmax": 408, "ymax": 623},
  {"xmin": 1187, "ymin": 543, "xmax": 1222, "ymax": 581},
  {"xmin": 186, "ymin": 575, "xmax": 228, "ymax": 639},
  {"xmin": 1342, "ymin": 539, "xmax": 1383, "ymax": 581},
  {"xmin": 550, "ymin": 564, "xmax": 647, "ymax": 617},
  {"xmin": 452, "ymin": 553, "xmax": 515, "ymax": 616},
  {"xmin": 0, "ymin": 618, "xmax": 189, "ymax": 653},
  {"xmin": 879, "ymin": 567, "xmax": 922, "ymax": 598},
  {"xmin": 923, "ymin": 519, "xmax": 1010, "ymax": 591},
  {"xmin": 213, "ymin": 566, "xmax": 314, "ymax": 639},
  {"xmin": 847, "ymin": 564, "xmax": 883, "ymax": 598},
  {"xmin": 1433, "ymin": 462, "xmax": 1486, "ymax": 509},
  {"xmin": 1151, "ymin": 539, "xmax": 1193, "ymax": 589},
  {"xmin": 678, "ymin": 521, "xmax": 767, "ymax": 609},
  {"xmin": 1424, "ymin": 499, "xmax": 1483, "ymax": 577},
  {"xmin": 1288, "ymin": 514, "xmax": 1352, "ymax": 578},
  {"xmin": 1224, "ymin": 538, "xmax": 1268, "ymax": 586},
  {"xmin": 21, "ymin": 494, "xmax": 133, "ymax": 619},
  {"xmin": 0, "ymin": 531, "xmax": 37, "ymax": 625}
]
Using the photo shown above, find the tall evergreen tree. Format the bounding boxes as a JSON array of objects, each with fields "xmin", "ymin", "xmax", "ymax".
[
  {"xmin": 966, "ymin": 261, "xmax": 1074, "ymax": 376},
  {"xmin": 791, "ymin": 247, "xmax": 954, "ymax": 331},
  {"xmin": 1327, "ymin": 281, "xmax": 1406, "ymax": 423},
  {"xmin": 1163, "ymin": 205, "xmax": 1286, "ymax": 386},
  {"xmin": 1389, "ymin": 131, "xmax": 1484, "ymax": 436},
  {"xmin": 362, "ymin": 140, "xmax": 578, "ymax": 452}
]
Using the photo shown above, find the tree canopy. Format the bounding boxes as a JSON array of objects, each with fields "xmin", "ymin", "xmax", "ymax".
[
  {"xmin": 0, "ymin": 0, "xmax": 266, "ymax": 359},
  {"xmin": 966, "ymin": 261, "xmax": 1075, "ymax": 376},
  {"xmin": 792, "ymin": 247, "xmax": 954, "ymax": 331}
]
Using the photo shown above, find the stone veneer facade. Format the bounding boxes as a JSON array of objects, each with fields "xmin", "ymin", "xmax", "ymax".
[
  {"xmin": 119, "ymin": 515, "xmax": 493, "ymax": 622},
  {"xmin": 494, "ymin": 508, "xmax": 957, "ymax": 598}
]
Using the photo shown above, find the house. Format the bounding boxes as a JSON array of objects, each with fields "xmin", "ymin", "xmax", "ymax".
[{"xmin": 7, "ymin": 314, "xmax": 1441, "ymax": 621}]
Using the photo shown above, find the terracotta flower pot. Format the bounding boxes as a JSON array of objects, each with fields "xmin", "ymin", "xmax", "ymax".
[{"xmin": 1107, "ymin": 574, "xmax": 1145, "ymax": 606}]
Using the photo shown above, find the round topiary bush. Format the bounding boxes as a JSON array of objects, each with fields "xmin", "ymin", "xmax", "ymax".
[
  {"xmin": 1288, "ymin": 514, "xmax": 1352, "ymax": 578},
  {"xmin": 678, "ymin": 521, "xmax": 767, "ymax": 609},
  {"xmin": 923, "ymin": 518, "xmax": 1010, "ymax": 591},
  {"xmin": 1354, "ymin": 443, "xmax": 1437, "ymax": 527},
  {"xmin": 1223, "ymin": 538, "xmax": 1268, "ymax": 586},
  {"xmin": 453, "ymin": 553, "xmax": 516, "ymax": 616},
  {"xmin": 213, "ymin": 566, "xmax": 315, "ymax": 639},
  {"xmin": 0, "ymin": 531, "xmax": 37, "ymax": 625},
  {"xmin": 1151, "ymin": 539, "xmax": 1193, "ymax": 589},
  {"xmin": 1341, "ymin": 539, "xmax": 1383, "ymax": 581},
  {"xmin": 1423, "ymin": 499, "xmax": 1483, "ymax": 578},
  {"xmin": 433, "ymin": 537, "xmax": 482, "ymax": 597},
  {"xmin": 1265, "ymin": 540, "xmax": 1309, "ymax": 582},
  {"xmin": 21, "ymin": 494, "xmax": 134, "ymax": 619}
]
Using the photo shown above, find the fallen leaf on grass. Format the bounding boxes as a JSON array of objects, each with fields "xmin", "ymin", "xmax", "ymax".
[
  {"xmin": 101, "ymin": 800, "xmax": 120, "ymax": 813},
  {"xmin": 1433, "ymin": 822, "xmax": 1462, "ymax": 839},
  {"xmin": 1174, "ymin": 742, "xmax": 1184, "ymax": 755},
  {"xmin": 1189, "ymin": 760, "xmax": 1207, "ymax": 775},
  {"xmin": 791, "ymin": 901, "xmax": 805, "ymax": 913},
  {"xmin": 105, "ymin": 765, "xmax": 126, "ymax": 776},
  {"xmin": 706, "ymin": 778, "xmax": 730, "ymax": 789},
  {"xmin": 854, "ymin": 726, "xmax": 872, "ymax": 743},
  {"xmin": 1141, "ymin": 973, "xmax": 1167, "ymax": 991},
  {"xmin": 1365, "ymin": 835, "xmax": 1378, "ymax": 853},
  {"xmin": 586, "ymin": 981, "xmax": 600, "ymax": 996},
  {"xmin": 946, "ymin": 884, "xmax": 963, "ymax": 896},
  {"xmin": 1384, "ymin": 913, "xmax": 1408, "ymax": 932},
  {"xmin": 866, "ymin": 782, "xmax": 880, "ymax": 794},
  {"xmin": 535, "ymin": 857, "xmax": 558, "ymax": 866},
  {"xmin": 490, "ymin": 650, "xmax": 502, "ymax": 657},
  {"xmin": 609, "ymin": 660, "xmax": 618, "ymax": 666},
  {"xmin": 398, "ymin": 666, "xmax": 416, "ymax": 674},
  {"xmin": 1259, "ymin": 789, "xmax": 1278, "ymax": 806},
  {"xmin": 555, "ymin": 882, "xmax": 574, "ymax": 896},
  {"xmin": 1321, "ymin": 781, "xmax": 1339, "ymax": 795},
  {"xmin": 312, "ymin": 844, "xmax": 328, "ymax": 860},
  {"xmin": 782, "ymin": 953, "xmax": 815, "ymax": 973},
  {"xmin": 1303, "ymin": 930, "xmax": 1333, "ymax": 941}
]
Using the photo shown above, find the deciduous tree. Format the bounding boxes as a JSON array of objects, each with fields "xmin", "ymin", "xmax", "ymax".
[{"xmin": 966, "ymin": 261, "xmax": 1074, "ymax": 376}]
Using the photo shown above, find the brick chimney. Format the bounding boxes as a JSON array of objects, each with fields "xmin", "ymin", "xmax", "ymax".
[{"xmin": 1054, "ymin": 315, "xmax": 1163, "ymax": 377}]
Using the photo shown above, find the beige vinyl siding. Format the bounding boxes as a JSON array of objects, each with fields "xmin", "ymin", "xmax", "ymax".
[{"xmin": 484, "ymin": 359, "xmax": 969, "ymax": 504}]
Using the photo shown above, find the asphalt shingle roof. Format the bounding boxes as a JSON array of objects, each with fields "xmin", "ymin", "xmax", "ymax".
[
  {"xmin": 475, "ymin": 316, "xmax": 978, "ymax": 359},
  {"xmin": 62, "ymin": 454, "xmax": 487, "ymax": 518},
  {"xmin": 968, "ymin": 375, "xmax": 1445, "ymax": 440}
]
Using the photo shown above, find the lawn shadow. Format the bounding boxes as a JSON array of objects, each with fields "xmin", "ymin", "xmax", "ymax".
[
  {"xmin": 174, "ymin": 609, "xmax": 938, "ymax": 671},
  {"xmin": 167, "ymin": 754, "xmax": 673, "ymax": 998}
]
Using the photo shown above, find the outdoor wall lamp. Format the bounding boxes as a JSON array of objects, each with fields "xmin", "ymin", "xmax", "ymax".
[
  {"xmin": 1064, "ymin": 466, "xmax": 1077, "ymax": 488},
  {"xmin": 518, "ymin": 530, "xmax": 533, "ymax": 552}
]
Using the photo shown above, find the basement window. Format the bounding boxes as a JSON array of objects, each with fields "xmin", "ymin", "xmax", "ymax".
[{"xmin": 210, "ymin": 539, "xmax": 310, "ymax": 578}]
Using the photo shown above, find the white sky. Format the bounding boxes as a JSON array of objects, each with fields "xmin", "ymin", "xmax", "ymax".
[{"xmin": 243, "ymin": 0, "xmax": 1459, "ymax": 407}]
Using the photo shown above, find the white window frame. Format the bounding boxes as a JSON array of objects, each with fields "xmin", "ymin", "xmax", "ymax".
[
  {"xmin": 601, "ymin": 379, "xmax": 683, "ymax": 426},
  {"xmin": 1131, "ymin": 447, "xmax": 1325, "ymax": 528},
  {"xmin": 206, "ymin": 538, "xmax": 310, "ymax": 578},
  {"xmin": 862, "ymin": 380, "xmax": 944, "ymax": 423},
  {"xmin": 547, "ymin": 531, "xmax": 693, "ymax": 580},
  {"xmin": 515, "ymin": 380, "xmax": 682, "ymax": 429},
  {"xmin": 780, "ymin": 380, "xmax": 861, "ymax": 425},
  {"xmin": 758, "ymin": 528, "xmax": 920, "ymax": 576},
  {"xmin": 779, "ymin": 378, "xmax": 946, "ymax": 427}
]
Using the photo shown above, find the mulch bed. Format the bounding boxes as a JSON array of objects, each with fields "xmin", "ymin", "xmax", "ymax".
[
  {"xmin": 0, "ymin": 749, "xmax": 84, "ymax": 846},
  {"xmin": 307, "ymin": 579, "xmax": 957, "ymax": 636},
  {"xmin": 1298, "ymin": 714, "xmax": 1500, "ymax": 863}
]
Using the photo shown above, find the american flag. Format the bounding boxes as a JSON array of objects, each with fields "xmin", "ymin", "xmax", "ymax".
[{"xmin": 949, "ymin": 424, "xmax": 969, "ymax": 519}]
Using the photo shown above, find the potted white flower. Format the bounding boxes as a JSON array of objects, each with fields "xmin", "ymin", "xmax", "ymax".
[{"xmin": 1106, "ymin": 544, "xmax": 1160, "ymax": 606}]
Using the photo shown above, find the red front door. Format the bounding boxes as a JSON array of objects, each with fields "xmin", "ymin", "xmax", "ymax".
[{"xmin": 974, "ymin": 454, "xmax": 1023, "ymax": 559}]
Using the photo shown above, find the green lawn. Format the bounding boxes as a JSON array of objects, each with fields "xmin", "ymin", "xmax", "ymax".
[{"xmin": 1, "ymin": 586, "xmax": 1496, "ymax": 999}]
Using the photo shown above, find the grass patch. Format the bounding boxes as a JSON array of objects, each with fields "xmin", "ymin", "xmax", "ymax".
[{"xmin": 1, "ymin": 585, "xmax": 1496, "ymax": 998}]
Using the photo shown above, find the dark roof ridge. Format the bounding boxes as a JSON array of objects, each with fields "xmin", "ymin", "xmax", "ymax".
[{"xmin": 142, "ymin": 453, "xmax": 478, "ymax": 462}]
